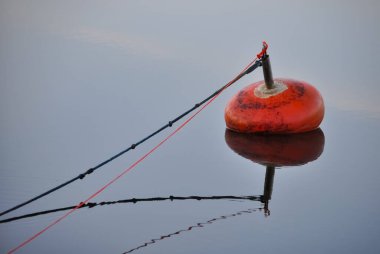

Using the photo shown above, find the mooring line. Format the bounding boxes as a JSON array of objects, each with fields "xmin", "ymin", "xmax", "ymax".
[
  {"xmin": 7, "ymin": 52, "xmax": 264, "ymax": 253},
  {"xmin": 0, "ymin": 58, "xmax": 262, "ymax": 219}
]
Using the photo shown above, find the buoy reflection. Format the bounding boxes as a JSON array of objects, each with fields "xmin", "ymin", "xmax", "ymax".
[{"xmin": 225, "ymin": 128, "xmax": 325, "ymax": 215}]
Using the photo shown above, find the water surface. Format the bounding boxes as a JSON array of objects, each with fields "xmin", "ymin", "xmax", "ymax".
[{"xmin": 1, "ymin": 1, "xmax": 380, "ymax": 253}]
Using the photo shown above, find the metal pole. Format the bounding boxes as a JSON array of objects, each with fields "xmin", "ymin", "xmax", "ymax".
[{"xmin": 262, "ymin": 54, "xmax": 274, "ymax": 89}]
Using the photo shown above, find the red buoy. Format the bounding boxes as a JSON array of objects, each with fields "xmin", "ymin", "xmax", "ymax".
[{"xmin": 225, "ymin": 44, "xmax": 324, "ymax": 134}]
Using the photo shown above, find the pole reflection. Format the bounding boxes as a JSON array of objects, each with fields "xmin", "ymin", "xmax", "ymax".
[{"xmin": 225, "ymin": 128, "xmax": 325, "ymax": 216}]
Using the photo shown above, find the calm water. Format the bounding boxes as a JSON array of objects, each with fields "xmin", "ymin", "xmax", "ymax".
[{"xmin": 1, "ymin": 1, "xmax": 380, "ymax": 253}]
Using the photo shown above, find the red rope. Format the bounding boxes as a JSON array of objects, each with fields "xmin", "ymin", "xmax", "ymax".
[{"xmin": 7, "ymin": 57, "xmax": 258, "ymax": 254}]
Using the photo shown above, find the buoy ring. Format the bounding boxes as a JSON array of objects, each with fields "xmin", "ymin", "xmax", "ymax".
[{"xmin": 225, "ymin": 78, "xmax": 324, "ymax": 134}]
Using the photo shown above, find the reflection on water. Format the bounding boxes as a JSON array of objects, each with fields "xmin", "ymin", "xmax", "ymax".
[
  {"xmin": 225, "ymin": 128, "xmax": 325, "ymax": 167},
  {"xmin": 2, "ymin": 127, "xmax": 325, "ymax": 225},
  {"xmin": 225, "ymin": 128, "xmax": 325, "ymax": 215},
  {"xmin": 1, "ymin": 130, "xmax": 326, "ymax": 252},
  {"xmin": 2, "ymin": 129, "xmax": 326, "ymax": 250},
  {"xmin": 123, "ymin": 208, "xmax": 261, "ymax": 254},
  {"xmin": 0, "ymin": 195, "xmax": 261, "ymax": 224}
]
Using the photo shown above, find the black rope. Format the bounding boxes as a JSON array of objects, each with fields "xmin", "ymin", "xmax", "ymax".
[
  {"xmin": 0, "ymin": 195, "xmax": 262, "ymax": 224},
  {"xmin": 0, "ymin": 60, "xmax": 262, "ymax": 217}
]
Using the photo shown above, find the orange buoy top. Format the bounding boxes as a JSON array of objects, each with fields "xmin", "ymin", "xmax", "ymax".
[{"xmin": 225, "ymin": 78, "xmax": 324, "ymax": 134}]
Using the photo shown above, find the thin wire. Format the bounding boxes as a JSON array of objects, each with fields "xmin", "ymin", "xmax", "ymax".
[{"xmin": 7, "ymin": 57, "xmax": 260, "ymax": 254}]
